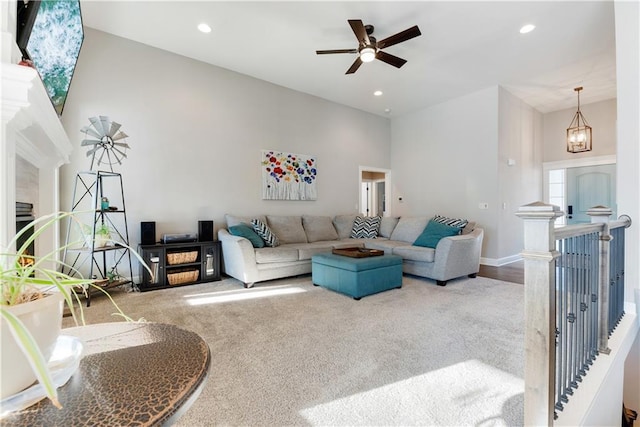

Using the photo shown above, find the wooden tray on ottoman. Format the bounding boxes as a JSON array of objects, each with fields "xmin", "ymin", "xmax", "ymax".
[{"xmin": 332, "ymin": 247, "xmax": 384, "ymax": 258}]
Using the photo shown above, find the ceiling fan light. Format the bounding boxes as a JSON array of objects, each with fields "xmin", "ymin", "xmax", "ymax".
[
  {"xmin": 360, "ymin": 46, "xmax": 376, "ymax": 63},
  {"xmin": 519, "ymin": 24, "xmax": 536, "ymax": 34},
  {"xmin": 197, "ymin": 23, "xmax": 212, "ymax": 33}
]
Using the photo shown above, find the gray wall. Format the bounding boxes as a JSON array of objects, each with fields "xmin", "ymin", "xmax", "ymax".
[
  {"xmin": 542, "ymin": 98, "xmax": 617, "ymax": 162},
  {"xmin": 60, "ymin": 30, "xmax": 617, "ymax": 267},
  {"xmin": 60, "ymin": 29, "xmax": 391, "ymax": 247},
  {"xmin": 390, "ymin": 86, "xmax": 542, "ymax": 263},
  {"xmin": 497, "ymin": 87, "xmax": 543, "ymax": 261}
]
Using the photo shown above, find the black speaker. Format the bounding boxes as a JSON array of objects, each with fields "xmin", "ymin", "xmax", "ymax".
[
  {"xmin": 140, "ymin": 221, "xmax": 156, "ymax": 245},
  {"xmin": 198, "ymin": 220, "xmax": 214, "ymax": 242}
]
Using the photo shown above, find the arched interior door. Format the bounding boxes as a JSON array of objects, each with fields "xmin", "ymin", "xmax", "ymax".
[{"xmin": 566, "ymin": 164, "xmax": 616, "ymax": 224}]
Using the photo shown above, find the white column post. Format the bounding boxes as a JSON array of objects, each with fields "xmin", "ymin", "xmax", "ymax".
[{"xmin": 516, "ymin": 201, "xmax": 563, "ymax": 426}]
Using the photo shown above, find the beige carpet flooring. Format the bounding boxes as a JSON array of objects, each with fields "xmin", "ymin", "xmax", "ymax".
[{"xmin": 63, "ymin": 274, "xmax": 525, "ymax": 426}]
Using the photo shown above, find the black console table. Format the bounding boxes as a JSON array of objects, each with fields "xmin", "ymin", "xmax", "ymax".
[{"xmin": 138, "ymin": 241, "xmax": 221, "ymax": 291}]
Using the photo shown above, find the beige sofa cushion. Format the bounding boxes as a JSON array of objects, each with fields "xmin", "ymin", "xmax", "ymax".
[
  {"xmin": 302, "ymin": 215, "xmax": 338, "ymax": 243},
  {"xmin": 389, "ymin": 216, "xmax": 429, "ymax": 243},
  {"xmin": 364, "ymin": 239, "xmax": 410, "ymax": 255},
  {"xmin": 225, "ymin": 214, "xmax": 267, "ymax": 228},
  {"xmin": 333, "ymin": 215, "xmax": 357, "ymax": 239},
  {"xmin": 254, "ymin": 246, "xmax": 299, "ymax": 263},
  {"xmin": 288, "ymin": 242, "xmax": 335, "ymax": 260},
  {"xmin": 266, "ymin": 215, "xmax": 308, "ymax": 244},
  {"xmin": 379, "ymin": 217, "xmax": 400, "ymax": 238},
  {"xmin": 462, "ymin": 221, "xmax": 476, "ymax": 235},
  {"xmin": 393, "ymin": 245, "xmax": 436, "ymax": 263}
]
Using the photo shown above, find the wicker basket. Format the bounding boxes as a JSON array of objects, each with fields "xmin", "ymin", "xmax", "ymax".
[
  {"xmin": 167, "ymin": 269, "xmax": 199, "ymax": 286},
  {"xmin": 166, "ymin": 251, "xmax": 198, "ymax": 265}
]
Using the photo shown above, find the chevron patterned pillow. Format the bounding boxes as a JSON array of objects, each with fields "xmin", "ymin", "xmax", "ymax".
[
  {"xmin": 350, "ymin": 215, "xmax": 382, "ymax": 239},
  {"xmin": 251, "ymin": 218, "xmax": 280, "ymax": 247},
  {"xmin": 432, "ymin": 214, "xmax": 468, "ymax": 229}
]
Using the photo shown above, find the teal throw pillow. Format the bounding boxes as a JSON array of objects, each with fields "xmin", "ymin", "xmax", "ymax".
[
  {"xmin": 413, "ymin": 219, "xmax": 461, "ymax": 248},
  {"xmin": 229, "ymin": 224, "xmax": 265, "ymax": 248}
]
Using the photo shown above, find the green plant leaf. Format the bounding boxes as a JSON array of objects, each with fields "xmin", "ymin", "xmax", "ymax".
[{"xmin": 1, "ymin": 210, "xmax": 154, "ymax": 409}]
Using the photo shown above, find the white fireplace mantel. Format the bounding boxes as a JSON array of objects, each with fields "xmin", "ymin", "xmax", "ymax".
[
  {"xmin": 2, "ymin": 62, "xmax": 72, "ymax": 167},
  {"xmin": 1, "ymin": 59, "xmax": 73, "ymax": 257}
]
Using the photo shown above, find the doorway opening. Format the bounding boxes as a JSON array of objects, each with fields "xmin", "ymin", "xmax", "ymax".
[
  {"xmin": 543, "ymin": 155, "xmax": 616, "ymax": 225},
  {"xmin": 359, "ymin": 167, "xmax": 390, "ymax": 217}
]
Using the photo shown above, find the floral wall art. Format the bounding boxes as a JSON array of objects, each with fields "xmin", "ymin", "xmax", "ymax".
[{"xmin": 262, "ymin": 150, "xmax": 317, "ymax": 200}]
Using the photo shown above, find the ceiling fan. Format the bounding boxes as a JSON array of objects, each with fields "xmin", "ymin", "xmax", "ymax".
[{"xmin": 316, "ymin": 19, "xmax": 421, "ymax": 74}]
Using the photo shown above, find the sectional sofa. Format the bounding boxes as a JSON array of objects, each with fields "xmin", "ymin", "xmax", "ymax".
[{"xmin": 218, "ymin": 214, "xmax": 484, "ymax": 288}]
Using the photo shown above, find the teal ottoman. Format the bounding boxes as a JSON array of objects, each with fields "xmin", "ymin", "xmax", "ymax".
[{"xmin": 311, "ymin": 253, "xmax": 403, "ymax": 300}]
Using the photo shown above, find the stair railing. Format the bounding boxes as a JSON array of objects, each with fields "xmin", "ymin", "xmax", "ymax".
[{"xmin": 516, "ymin": 203, "xmax": 631, "ymax": 425}]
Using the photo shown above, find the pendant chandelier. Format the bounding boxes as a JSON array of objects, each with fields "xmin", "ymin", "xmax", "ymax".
[{"xmin": 566, "ymin": 86, "xmax": 592, "ymax": 153}]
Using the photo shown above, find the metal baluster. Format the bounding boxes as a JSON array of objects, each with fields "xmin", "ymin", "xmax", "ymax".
[
  {"xmin": 577, "ymin": 234, "xmax": 586, "ymax": 381},
  {"xmin": 565, "ymin": 236, "xmax": 572, "ymax": 398},
  {"xmin": 556, "ymin": 239, "xmax": 565, "ymax": 411},
  {"xmin": 610, "ymin": 228, "xmax": 615, "ymax": 333},
  {"xmin": 573, "ymin": 236, "xmax": 580, "ymax": 388},
  {"xmin": 612, "ymin": 229, "xmax": 616, "ymax": 332},
  {"xmin": 568, "ymin": 236, "xmax": 577, "ymax": 393},
  {"xmin": 613, "ymin": 227, "xmax": 626, "ymax": 329},
  {"xmin": 620, "ymin": 229, "xmax": 625, "ymax": 323},
  {"xmin": 609, "ymin": 229, "xmax": 615, "ymax": 335},
  {"xmin": 562, "ymin": 239, "xmax": 570, "ymax": 404},
  {"xmin": 589, "ymin": 232, "xmax": 598, "ymax": 363},
  {"xmin": 562, "ymin": 237, "xmax": 569, "ymax": 403},
  {"xmin": 618, "ymin": 228, "xmax": 625, "ymax": 326}
]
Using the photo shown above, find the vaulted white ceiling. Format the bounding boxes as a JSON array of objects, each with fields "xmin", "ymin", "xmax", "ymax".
[{"xmin": 80, "ymin": 1, "xmax": 617, "ymax": 117}]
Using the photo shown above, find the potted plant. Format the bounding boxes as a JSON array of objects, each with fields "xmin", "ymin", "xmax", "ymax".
[
  {"xmin": 94, "ymin": 223, "xmax": 112, "ymax": 248},
  {"xmin": 1, "ymin": 211, "xmax": 150, "ymax": 409},
  {"xmin": 82, "ymin": 223, "xmax": 112, "ymax": 248}
]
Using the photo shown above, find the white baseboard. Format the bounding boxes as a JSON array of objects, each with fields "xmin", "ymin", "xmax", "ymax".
[{"xmin": 480, "ymin": 254, "xmax": 522, "ymax": 267}]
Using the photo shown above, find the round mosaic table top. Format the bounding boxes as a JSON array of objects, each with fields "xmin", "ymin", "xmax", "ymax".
[{"xmin": 2, "ymin": 322, "xmax": 211, "ymax": 426}]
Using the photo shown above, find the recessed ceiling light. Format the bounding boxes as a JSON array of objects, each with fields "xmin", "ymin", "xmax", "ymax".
[
  {"xmin": 519, "ymin": 24, "xmax": 536, "ymax": 34},
  {"xmin": 374, "ymin": 90, "xmax": 383, "ymax": 97},
  {"xmin": 198, "ymin": 23, "xmax": 212, "ymax": 33},
  {"xmin": 384, "ymin": 108, "xmax": 391, "ymax": 114}
]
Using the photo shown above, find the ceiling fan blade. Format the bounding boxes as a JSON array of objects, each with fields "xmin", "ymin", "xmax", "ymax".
[
  {"xmin": 348, "ymin": 19, "xmax": 370, "ymax": 45},
  {"xmin": 99, "ymin": 116, "xmax": 112, "ymax": 136},
  {"xmin": 112, "ymin": 131, "xmax": 128, "ymax": 141},
  {"xmin": 346, "ymin": 57, "xmax": 363, "ymax": 74},
  {"xmin": 316, "ymin": 49, "xmax": 358, "ymax": 55},
  {"xmin": 107, "ymin": 121, "xmax": 122, "ymax": 137},
  {"xmin": 376, "ymin": 50, "xmax": 407, "ymax": 68},
  {"xmin": 378, "ymin": 25, "xmax": 421, "ymax": 49},
  {"xmin": 81, "ymin": 126, "xmax": 103, "ymax": 139},
  {"xmin": 81, "ymin": 139, "xmax": 101, "ymax": 146},
  {"xmin": 89, "ymin": 117, "xmax": 105, "ymax": 136}
]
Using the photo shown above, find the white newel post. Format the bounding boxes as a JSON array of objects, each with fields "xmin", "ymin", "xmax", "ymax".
[
  {"xmin": 516, "ymin": 202, "xmax": 563, "ymax": 426},
  {"xmin": 586, "ymin": 206, "xmax": 613, "ymax": 355}
]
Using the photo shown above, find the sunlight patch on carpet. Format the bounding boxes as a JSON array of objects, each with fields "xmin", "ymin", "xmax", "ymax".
[
  {"xmin": 299, "ymin": 359, "xmax": 523, "ymax": 426},
  {"xmin": 184, "ymin": 285, "xmax": 307, "ymax": 306}
]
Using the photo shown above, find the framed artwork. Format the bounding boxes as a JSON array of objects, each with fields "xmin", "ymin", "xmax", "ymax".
[{"xmin": 262, "ymin": 150, "xmax": 317, "ymax": 200}]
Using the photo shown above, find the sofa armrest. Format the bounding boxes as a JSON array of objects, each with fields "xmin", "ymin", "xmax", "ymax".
[
  {"xmin": 218, "ymin": 229, "xmax": 260, "ymax": 284},
  {"xmin": 431, "ymin": 228, "xmax": 484, "ymax": 281}
]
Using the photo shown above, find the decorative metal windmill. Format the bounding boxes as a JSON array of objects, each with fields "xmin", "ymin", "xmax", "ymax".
[{"xmin": 81, "ymin": 116, "xmax": 130, "ymax": 171}]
